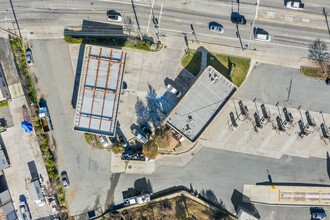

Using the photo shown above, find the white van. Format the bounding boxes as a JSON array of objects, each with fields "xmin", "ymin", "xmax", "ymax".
[{"xmin": 255, "ymin": 33, "xmax": 271, "ymax": 42}]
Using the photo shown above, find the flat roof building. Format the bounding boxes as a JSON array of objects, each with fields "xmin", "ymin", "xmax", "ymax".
[
  {"xmin": 74, "ymin": 46, "xmax": 126, "ymax": 136},
  {"xmin": 166, "ymin": 66, "xmax": 236, "ymax": 142}
]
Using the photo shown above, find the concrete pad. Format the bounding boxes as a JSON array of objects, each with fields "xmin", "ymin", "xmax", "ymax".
[
  {"xmin": 200, "ymin": 98, "xmax": 330, "ymax": 159},
  {"xmin": 125, "ymin": 160, "xmax": 155, "ymax": 175},
  {"xmin": 111, "ymin": 153, "xmax": 126, "ymax": 173}
]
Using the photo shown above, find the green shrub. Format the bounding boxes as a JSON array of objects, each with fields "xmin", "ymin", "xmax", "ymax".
[
  {"xmin": 64, "ymin": 36, "xmax": 83, "ymax": 44},
  {"xmin": 112, "ymin": 142, "xmax": 125, "ymax": 154},
  {"xmin": 0, "ymin": 101, "xmax": 8, "ymax": 108}
]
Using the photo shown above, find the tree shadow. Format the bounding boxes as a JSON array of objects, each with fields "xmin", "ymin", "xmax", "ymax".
[
  {"xmin": 135, "ymin": 84, "xmax": 165, "ymax": 128},
  {"xmin": 231, "ymin": 189, "xmax": 260, "ymax": 219},
  {"xmin": 199, "ymin": 189, "xmax": 226, "ymax": 209},
  {"xmin": 175, "ymin": 195, "xmax": 188, "ymax": 219}
]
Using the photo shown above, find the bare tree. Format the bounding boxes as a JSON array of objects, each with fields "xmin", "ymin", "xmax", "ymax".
[{"xmin": 308, "ymin": 39, "xmax": 330, "ymax": 77}]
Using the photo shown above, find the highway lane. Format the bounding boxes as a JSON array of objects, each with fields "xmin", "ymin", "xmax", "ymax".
[{"xmin": 0, "ymin": 0, "xmax": 328, "ymax": 52}]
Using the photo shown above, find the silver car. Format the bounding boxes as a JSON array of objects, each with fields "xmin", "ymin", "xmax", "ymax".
[
  {"xmin": 167, "ymin": 84, "xmax": 182, "ymax": 99},
  {"xmin": 19, "ymin": 201, "xmax": 31, "ymax": 220},
  {"xmin": 26, "ymin": 49, "xmax": 33, "ymax": 65}
]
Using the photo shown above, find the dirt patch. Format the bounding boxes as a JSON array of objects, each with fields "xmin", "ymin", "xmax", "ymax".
[{"xmin": 119, "ymin": 195, "xmax": 231, "ymax": 220}]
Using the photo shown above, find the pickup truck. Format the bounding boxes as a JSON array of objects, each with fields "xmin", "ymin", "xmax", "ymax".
[{"xmin": 39, "ymin": 107, "xmax": 53, "ymax": 132}]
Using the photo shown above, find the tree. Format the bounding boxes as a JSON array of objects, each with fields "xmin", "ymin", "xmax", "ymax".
[
  {"xmin": 143, "ymin": 127, "xmax": 171, "ymax": 159},
  {"xmin": 111, "ymin": 142, "xmax": 125, "ymax": 154},
  {"xmin": 308, "ymin": 39, "xmax": 330, "ymax": 77}
]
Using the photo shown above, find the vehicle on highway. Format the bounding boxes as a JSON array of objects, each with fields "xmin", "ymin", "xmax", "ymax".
[
  {"xmin": 107, "ymin": 10, "xmax": 122, "ymax": 22},
  {"xmin": 26, "ymin": 49, "xmax": 33, "ymax": 65},
  {"xmin": 286, "ymin": 1, "xmax": 304, "ymax": 10},
  {"xmin": 61, "ymin": 171, "xmax": 70, "ymax": 188},
  {"xmin": 312, "ymin": 212, "xmax": 327, "ymax": 219},
  {"xmin": 98, "ymin": 135, "xmax": 110, "ymax": 148},
  {"xmin": 167, "ymin": 84, "xmax": 182, "ymax": 99},
  {"xmin": 19, "ymin": 200, "xmax": 31, "ymax": 220},
  {"xmin": 131, "ymin": 125, "xmax": 148, "ymax": 143},
  {"xmin": 254, "ymin": 28, "xmax": 271, "ymax": 42},
  {"xmin": 209, "ymin": 24, "xmax": 224, "ymax": 34},
  {"xmin": 231, "ymin": 16, "xmax": 246, "ymax": 25}
]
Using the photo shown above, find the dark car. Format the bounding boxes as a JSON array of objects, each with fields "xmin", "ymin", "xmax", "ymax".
[
  {"xmin": 326, "ymin": 78, "xmax": 330, "ymax": 85},
  {"xmin": 231, "ymin": 16, "xmax": 246, "ymax": 25},
  {"xmin": 141, "ymin": 124, "xmax": 152, "ymax": 137},
  {"xmin": 61, "ymin": 171, "xmax": 70, "ymax": 188}
]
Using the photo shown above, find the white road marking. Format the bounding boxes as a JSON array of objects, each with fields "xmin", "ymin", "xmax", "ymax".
[
  {"xmin": 146, "ymin": 0, "xmax": 155, "ymax": 33},
  {"xmin": 284, "ymin": 14, "xmax": 293, "ymax": 22},
  {"xmin": 96, "ymin": 0, "xmax": 149, "ymax": 7},
  {"xmin": 158, "ymin": 1, "xmax": 164, "ymax": 28},
  {"xmin": 301, "ymin": 17, "xmax": 310, "ymax": 22},
  {"xmin": 266, "ymin": 11, "xmax": 276, "ymax": 19}
]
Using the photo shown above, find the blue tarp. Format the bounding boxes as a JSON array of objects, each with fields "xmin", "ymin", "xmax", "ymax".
[{"xmin": 21, "ymin": 121, "xmax": 33, "ymax": 133}]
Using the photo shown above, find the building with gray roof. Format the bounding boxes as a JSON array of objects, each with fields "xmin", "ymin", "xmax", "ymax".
[
  {"xmin": 74, "ymin": 45, "xmax": 126, "ymax": 136},
  {"xmin": 166, "ymin": 66, "xmax": 236, "ymax": 142}
]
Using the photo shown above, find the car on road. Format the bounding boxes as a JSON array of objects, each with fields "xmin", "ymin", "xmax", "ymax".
[
  {"xmin": 209, "ymin": 24, "xmax": 224, "ymax": 34},
  {"xmin": 286, "ymin": 1, "xmax": 304, "ymax": 10},
  {"xmin": 254, "ymin": 28, "xmax": 271, "ymax": 42},
  {"xmin": 19, "ymin": 201, "xmax": 31, "ymax": 220},
  {"xmin": 26, "ymin": 49, "xmax": 33, "ymax": 65},
  {"xmin": 231, "ymin": 16, "xmax": 246, "ymax": 25},
  {"xmin": 107, "ymin": 10, "xmax": 122, "ymax": 22},
  {"xmin": 98, "ymin": 135, "xmax": 110, "ymax": 148},
  {"xmin": 131, "ymin": 125, "xmax": 148, "ymax": 143},
  {"xmin": 61, "ymin": 171, "xmax": 70, "ymax": 188},
  {"xmin": 167, "ymin": 84, "xmax": 182, "ymax": 99}
]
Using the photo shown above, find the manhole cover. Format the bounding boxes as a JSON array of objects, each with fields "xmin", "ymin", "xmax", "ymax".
[
  {"xmin": 128, "ymin": 165, "xmax": 132, "ymax": 169},
  {"xmin": 191, "ymin": 153, "xmax": 195, "ymax": 156}
]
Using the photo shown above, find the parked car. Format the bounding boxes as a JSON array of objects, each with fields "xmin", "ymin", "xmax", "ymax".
[
  {"xmin": 231, "ymin": 16, "xmax": 246, "ymax": 25},
  {"xmin": 286, "ymin": 1, "xmax": 304, "ymax": 10},
  {"xmin": 141, "ymin": 124, "xmax": 152, "ymax": 137},
  {"xmin": 107, "ymin": 10, "xmax": 122, "ymax": 22},
  {"xmin": 167, "ymin": 84, "xmax": 182, "ymax": 99},
  {"xmin": 326, "ymin": 78, "xmax": 330, "ymax": 85},
  {"xmin": 209, "ymin": 24, "xmax": 224, "ymax": 34},
  {"xmin": 61, "ymin": 171, "xmax": 70, "ymax": 188},
  {"xmin": 19, "ymin": 201, "xmax": 31, "ymax": 220},
  {"xmin": 98, "ymin": 135, "xmax": 110, "ymax": 148},
  {"xmin": 131, "ymin": 126, "xmax": 148, "ymax": 143},
  {"xmin": 26, "ymin": 49, "xmax": 33, "ymax": 65}
]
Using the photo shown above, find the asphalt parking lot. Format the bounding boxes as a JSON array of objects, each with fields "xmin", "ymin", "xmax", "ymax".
[
  {"xmin": 30, "ymin": 39, "xmax": 190, "ymax": 215},
  {"xmin": 236, "ymin": 63, "xmax": 330, "ymax": 114}
]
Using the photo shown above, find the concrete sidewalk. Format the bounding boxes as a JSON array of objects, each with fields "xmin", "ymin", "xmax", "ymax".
[{"xmin": 189, "ymin": 41, "xmax": 316, "ymax": 69}]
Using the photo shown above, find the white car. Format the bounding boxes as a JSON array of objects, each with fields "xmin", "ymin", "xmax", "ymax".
[
  {"xmin": 98, "ymin": 135, "xmax": 110, "ymax": 147},
  {"xmin": 286, "ymin": 1, "xmax": 304, "ymax": 10},
  {"xmin": 19, "ymin": 201, "xmax": 31, "ymax": 220},
  {"xmin": 107, "ymin": 10, "xmax": 122, "ymax": 22},
  {"xmin": 167, "ymin": 84, "xmax": 182, "ymax": 99},
  {"xmin": 209, "ymin": 25, "xmax": 224, "ymax": 34},
  {"xmin": 26, "ymin": 49, "xmax": 33, "ymax": 65}
]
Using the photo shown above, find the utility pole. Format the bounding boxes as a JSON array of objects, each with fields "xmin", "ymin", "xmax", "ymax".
[
  {"xmin": 9, "ymin": 0, "xmax": 22, "ymax": 38},
  {"xmin": 246, "ymin": 0, "xmax": 260, "ymax": 50}
]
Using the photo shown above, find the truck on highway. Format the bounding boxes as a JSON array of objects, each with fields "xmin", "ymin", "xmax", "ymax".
[{"xmin": 39, "ymin": 106, "xmax": 53, "ymax": 132}]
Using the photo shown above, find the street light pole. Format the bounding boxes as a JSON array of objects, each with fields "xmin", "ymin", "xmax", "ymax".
[
  {"xmin": 9, "ymin": 0, "xmax": 22, "ymax": 38},
  {"xmin": 297, "ymin": 105, "xmax": 304, "ymax": 124},
  {"xmin": 246, "ymin": 0, "xmax": 260, "ymax": 50},
  {"xmin": 275, "ymin": 102, "xmax": 282, "ymax": 121}
]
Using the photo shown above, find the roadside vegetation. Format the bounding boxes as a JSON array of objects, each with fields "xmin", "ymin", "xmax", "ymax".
[
  {"xmin": 111, "ymin": 142, "xmax": 125, "ymax": 154},
  {"xmin": 64, "ymin": 35, "xmax": 160, "ymax": 51},
  {"xmin": 181, "ymin": 51, "xmax": 202, "ymax": 76},
  {"xmin": 0, "ymin": 100, "xmax": 8, "ymax": 108},
  {"xmin": 300, "ymin": 66, "xmax": 325, "ymax": 79},
  {"xmin": 207, "ymin": 53, "xmax": 250, "ymax": 87},
  {"xmin": 9, "ymin": 37, "xmax": 68, "ymax": 218},
  {"xmin": 308, "ymin": 39, "xmax": 329, "ymax": 79},
  {"xmin": 84, "ymin": 133, "xmax": 104, "ymax": 149},
  {"xmin": 143, "ymin": 128, "xmax": 171, "ymax": 159}
]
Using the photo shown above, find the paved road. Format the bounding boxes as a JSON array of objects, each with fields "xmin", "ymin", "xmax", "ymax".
[
  {"xmin": 115, "ymin": 147, "xmax": 330, "ymax": 219},
  {"xmin": 0, "ymin": 0, "xmax": 329, "ymax": 56},
  {"xmin": 29, "ymin": 39, "xmax": 114, "ymax": 216}
]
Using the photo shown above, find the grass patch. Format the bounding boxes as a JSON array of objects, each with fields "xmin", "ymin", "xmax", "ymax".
[
  {"xmin": 0, "ymin": 100, "xmax": 8, "ymax": 108},
  {"xmin": 112, "ymin": 142, "xmax": 125, "ymax": 154},
  {"xmin": 300, "ymin": 66, "xmax": 325, "ymax": 78},
  {"xmin": 64, "ymin": 35, "xmax": 155, "ymax": 51},
  {"xmin": 207, "ymin": 53, "xmax": 250, "ymax": 87},
  {"xmin": 181, "ymin": 51, "xmax": 202, "ymax": 76}
]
